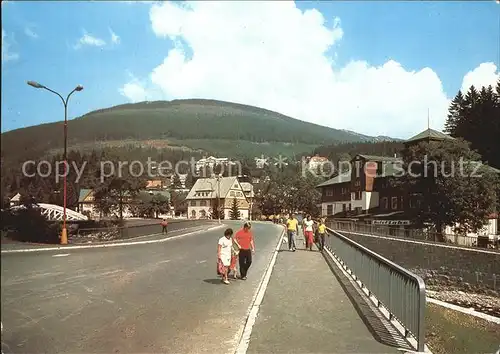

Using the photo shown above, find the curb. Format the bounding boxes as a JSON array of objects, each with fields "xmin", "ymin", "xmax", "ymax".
[
  {"xmin": 234, "ymin": 224, "xmax": 286, "ymax": 354},
  {"xmin": 426, "ymin": 297, "xmax": 500, "ymax": 324},
  {"xmin": 1, "ymin": 224, "xmax": 226, "ymax": 254}
]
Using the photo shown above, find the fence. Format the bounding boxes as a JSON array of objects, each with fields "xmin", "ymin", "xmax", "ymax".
[
  {"xmin": 324, "ymin": 226, "xmax": 426, "ymax": 352},
  {"xmin": 327, "ymin": 219, "xmax": 499, "ymax": 249},
  {"xmin": 73, "ymin": 219, "xmax": 217, "ymax": 243}
]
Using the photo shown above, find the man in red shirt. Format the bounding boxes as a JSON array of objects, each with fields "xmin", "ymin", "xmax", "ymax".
[{"xmin": 235, "ymin": 222, "xmax": 255, "ymax": 280}]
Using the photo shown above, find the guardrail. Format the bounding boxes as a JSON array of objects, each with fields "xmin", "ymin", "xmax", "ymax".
[
  {"xmin": 327, "ymin": 219, "xmax": 499, "ymax": 250},
  {"xmin": 324, "ymin": 226, "xmax": 426, "ymax": 352},
  {"xmin": 73, "ymin": 219, "xmax": 218, "ymax": 243}
]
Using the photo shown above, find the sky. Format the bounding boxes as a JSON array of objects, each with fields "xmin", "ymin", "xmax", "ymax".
[{"xmin": 1, "ymin": 1, "xmax": 499, "ymax": 139}]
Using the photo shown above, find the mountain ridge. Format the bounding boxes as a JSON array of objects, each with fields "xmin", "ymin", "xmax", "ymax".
[{"xmin": 1, "ymin": 98, "xmax": 399, "ymax": 161}]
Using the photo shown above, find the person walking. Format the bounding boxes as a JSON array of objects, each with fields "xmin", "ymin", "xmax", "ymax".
[
  {"xmin": 303, "ymin": 215, "xmax": 315, "ymax": 251},
  {"xmin": 161, "ymin": 219, "xmax": 168, "ymax": 234},
  {"xmin": 235, "ymin": 222, "xmax": 255, "ymax": 280},
  {"xmin": 317, "ymin": 218, "xmax": 328, "ymax": 251},
  {"xmin": 217, "ymin": 228, "xmax": 234, "ymax": 285},
  {"xmin": 286, "ymin": 213, "xmax": 298, "ymax": 252}
]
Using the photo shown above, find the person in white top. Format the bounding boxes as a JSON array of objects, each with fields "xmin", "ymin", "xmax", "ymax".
[
  {"xmin": 218, "ymin": 228, "xmax": 234, "ymax": 284},
  {"xmin": 303, "ymin": 215, "xmax": 315, "ymax": 251}
]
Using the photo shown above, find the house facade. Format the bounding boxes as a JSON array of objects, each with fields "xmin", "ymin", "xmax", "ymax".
[
  {"xmin": 185, "ymin": 176, "xmax": 251, "ymax": 220},
  {"xmin": 316, "ymin": 127, "xmax": 499, "ymax": 242}
]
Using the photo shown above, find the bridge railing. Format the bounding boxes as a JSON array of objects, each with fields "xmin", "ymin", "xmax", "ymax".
[
  {"xmin": 323, "ymin": 225, "xmax": 426, "ymax": 352},
  {"xmin": 327, "ymin": 219, "xmax": 499, "ymax": 249},
  {"xmin": 74, "ymin": 219, "xmax": 218, "ymax": 243}
]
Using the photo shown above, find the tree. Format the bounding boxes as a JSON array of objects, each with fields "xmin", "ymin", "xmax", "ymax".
[
  {"xmin": 170, "ymin": 191, "xmax": 187, "ymax": 215},
  {"xmin": 398, "ymin": 138, "xmax": 499, "ymax": 240},
  {"xmin": 229, "ymin": 197, "xmax": 241, "ymax": 220},
  {"xmin": 444, "ymin": 83, "xmax": 500, "ymax": 169},
  {"xmin": 139, "ymin": 193, "xmax": 170, "ymax": 218},
  {"xmin": 210, "ymin": 198, "xmax": 224, "ymax": 220},
  {"xmin": 93, "ymin": 163, "xmax": 147, "ymax": 220},
  {"xmin": 171, "ymin": 173, "xmax": 183, "ymax": 189}
]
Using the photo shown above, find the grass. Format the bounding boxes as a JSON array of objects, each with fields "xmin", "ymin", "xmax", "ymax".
[{"xmin": 425, "ymin": 303, "xmax": 500, "ymax": 354}]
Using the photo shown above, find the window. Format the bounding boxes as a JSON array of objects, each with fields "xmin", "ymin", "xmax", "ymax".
[
  {"xmin": 190, "ymin": 200, "xmax": 196, "ymax": 206},
  {"xmin": 342, "ymin": 204, "xmax": 347, "ymax": 212},
  {"xmin": 400, "ymin": 196, "xmax": 404, "ymax": 209},
  {"xmin": 391, "ymin": 197, "xmax": 398, "ymax": 210},
  {"xmin": 355, "ymin": 180, "xmax": 361, "ymax": 187},
  {"xmin": 355, "ymin": 191, "xmax": 362, "ymax": 200},
  {"xmin": 326, "ymin": 205, "xmax": 333, "ymax": 215},
  {"xmin": 230, "ymin": 191, "xmax": 235, "ymax": 197},
  {"xmin": 341, "ymin": 187, "xmax": 347, "ymax": 194},
  {"xmin": 348, "ymin": 203, "xmax": 352, "ymax": 211},
  {"xmin": 200, "ymin": 200, "xmax": 207, "ymax": 206},
  {"xmin": 326, "ymin": 188, "xmax": 333, "ymax": 196},
  {"xmin": 381, "ymin": 197, "xmax": 388, "ymax": 209}
]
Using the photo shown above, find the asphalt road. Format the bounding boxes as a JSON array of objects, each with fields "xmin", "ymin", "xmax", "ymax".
[{"xmin": 1, "ymin": 221, "xmax": 284, "ymax": 354}]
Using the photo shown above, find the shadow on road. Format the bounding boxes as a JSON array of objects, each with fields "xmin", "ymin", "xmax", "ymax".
[
  {"xmin": 203, "ymin": 278, "xmax": 224, "ymax": 285},
  {"xmin": 321, "ymin": 250, "xmax": 414, "ymax": 351}
]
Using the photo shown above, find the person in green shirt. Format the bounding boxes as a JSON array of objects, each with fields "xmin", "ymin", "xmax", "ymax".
[{"xmin": 286, "ymin": 213, "xmax": 298, "ymax": 251}]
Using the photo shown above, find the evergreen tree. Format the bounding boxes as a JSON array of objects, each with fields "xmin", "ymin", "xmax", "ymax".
[
  {"xmin": 171, "ymin": 173, "xmax": 183, "ymax": 189},
  {"xmin": 229, "ymin": 197, "xmax": 241, "ymax": 220}
]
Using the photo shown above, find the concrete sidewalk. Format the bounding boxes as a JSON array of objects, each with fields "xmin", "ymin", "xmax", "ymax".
[{"xmin": 246, "ymin": 235, "xmax": 407, "ymax": 353}]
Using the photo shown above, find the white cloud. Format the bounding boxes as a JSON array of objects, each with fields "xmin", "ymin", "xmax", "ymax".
[
  {"xmin": 460, "ymin": 62, "xmax": 499, "ymax": 93},
  {"xmin": 109, "ymin": 28, "xmax": 120, "ymax": 44},
  {"xmin": 2, "ymin": 29, "xmax": 19, "ymax": 62},
  {"xmin": 119, "ymin": 73, "xmax": 149, "ymax": 103},
  {"xmin": 74, "ymin": 30, "xmax": 106, "ymax": 49},
  {"xmin": 24, "ymin": 27, "xmax": 38, "ymax": 39},
  {"xmin": 119, "ymin": 2, "xmax": 495, "ymax": 138}
]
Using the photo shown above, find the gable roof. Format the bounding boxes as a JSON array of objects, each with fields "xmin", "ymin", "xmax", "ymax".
[
  {"xmin": 78, "ymin": 189, "xmax": 93, "ymax": 203},
  {"xmin": 316, "ymin": 172, "xmax": 351, "ymax": 187},
  {"xmin": 406, "ymin": 128, "xmax": 455, "ymax": 143},
  {"xmin": 354, "ymin": 154, "xmax": 401, "ymax": 162},
  {"xmin": 10, "ymin": 193, "xmax": 21, "ymax": 202},
  {"xmin": 185, "ymin": 176, "xmax": 241, "ymax": 199}
]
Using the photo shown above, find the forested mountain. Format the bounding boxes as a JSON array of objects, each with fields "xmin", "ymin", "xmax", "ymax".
[{"xmin": 1, "ymin": 99, "xmax": 395, "ymax": 163}]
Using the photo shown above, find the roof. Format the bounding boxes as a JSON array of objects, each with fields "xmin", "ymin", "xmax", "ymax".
[
  {"xmin": 406, "ymin": 128, "xmax": 455, "ymax": 143},
  {"xmin": 10, "ymin": 193, "xmax": 20, "ymax": 202},
  {"xmin": 309, "ymin": 156, "xmax": 329, "ymax": 162},
  {"xmin": 78, "ymin": 189, "xmax": 93, "ymax": 203},
  {"xmin": 355, "ymin": 154, "xmax": 400, "ymax": 162},
  {"xmin": 185, "ymin": 176, "xmax": 242, "ymax": 199},
  {"xmin": 316, "ymin": 172, "xmax": 351, "ymax": 187},
  {"xmin": 139, "ymin": 190, "xmax": 170, "ymax": 201}
]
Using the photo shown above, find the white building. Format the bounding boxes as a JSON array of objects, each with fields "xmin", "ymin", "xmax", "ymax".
[{"xmin": 185, "ymin": 176, "xmax": 251, "ymax": 220}]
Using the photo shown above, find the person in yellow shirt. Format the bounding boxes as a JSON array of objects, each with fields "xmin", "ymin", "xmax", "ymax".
[
  {"xmin": 286, "ymin": 213, "xmax": 298, "ymax": 251},
  {"xmin": 317, "ymin": 218, "xmax": 328, "ymax": 251}
]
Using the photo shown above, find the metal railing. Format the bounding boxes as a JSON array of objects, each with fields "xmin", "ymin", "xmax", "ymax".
[
  {"xmin": 324, "ymin": 226, "xmax": 426, "ymax": 352},
  {"xmin": 327, "ymin": 219, "xmax": 499, "ymax": 250},
  {"xmin": 73, "ymin": 219, "xmax": 217, "ymax": 243}
]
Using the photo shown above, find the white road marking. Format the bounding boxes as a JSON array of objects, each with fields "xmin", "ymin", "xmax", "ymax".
[
  {"xmin": 197, "ymin": 260, "xmax": 207, "ymax": 264},
  {"xmin": 157, "ymin": 260, "xmax": 171, "ymax": 264},
  {"xmin": 234, "ymin": 225, "xmax": 286, "ymax": 354},
  {"xmin": 1, "ymin": 224, "xmax": 225, "ymax": 254},
  {"xmin": 52, "ymin": 253, "xmax": 70, "ymax": 257}
]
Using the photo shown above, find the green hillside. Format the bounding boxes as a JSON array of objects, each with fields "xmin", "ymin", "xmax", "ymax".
[{"xmin": 1, "ymin": 99, "xmax": 394, "ymax": 161}]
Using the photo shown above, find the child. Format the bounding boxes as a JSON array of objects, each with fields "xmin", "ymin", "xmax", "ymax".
[
  {"xmin": 228, "ymin": 233, "xmax": 241, "ymax": 279},
  {"xmin": 317, "ymin": 218, "xmax": 328, "ymax": 251},
  {"xmin": 217, "ymin": 228, "xmax": 233, "ymax": 284}
]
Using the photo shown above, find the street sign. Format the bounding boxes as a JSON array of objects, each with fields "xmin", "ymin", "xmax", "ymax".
[{"xmin": 372, "ymin": 220, "xmax": 410, "ymax": 226}]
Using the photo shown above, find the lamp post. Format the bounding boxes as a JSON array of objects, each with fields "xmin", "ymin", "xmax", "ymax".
[
  {"xmin": 216, "ymin": 174, "xmax": 221, "ymax": 224},
  {"xmin": 27, "ymin": 81, "xmax": 83, "ymax": 245}
]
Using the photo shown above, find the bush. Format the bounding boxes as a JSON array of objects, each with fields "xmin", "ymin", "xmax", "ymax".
[{"xmin": 2, "ymin": 208, "xmax": 60, "ymax": 244}]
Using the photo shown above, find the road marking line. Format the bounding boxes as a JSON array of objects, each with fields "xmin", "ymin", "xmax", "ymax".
[
  {"xmin": 52, "ymin": 253, "xmax": 70, "ymax": 257},
  {"xmin": 234, "ymin": 224, "xmax": 286, "ymax": 354},
  {"xmin": 1, "ymin": 224, "xmax": 225, "ymax": 254}
]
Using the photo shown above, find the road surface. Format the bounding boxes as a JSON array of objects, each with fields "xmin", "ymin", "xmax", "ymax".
[{"xmin": 1, "ymin": 221, "xmax": 283, "ymax": 354}]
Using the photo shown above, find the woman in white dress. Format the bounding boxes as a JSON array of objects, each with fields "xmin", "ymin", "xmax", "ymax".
[{"xmin": 218, "ymin": 228, "xmax": 234, "ymax": 284}]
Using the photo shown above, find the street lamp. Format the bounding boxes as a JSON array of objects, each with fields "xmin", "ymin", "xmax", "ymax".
[{"xmin": 27, "ymin": 80, "xmax": 83, "ymax": 245}]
